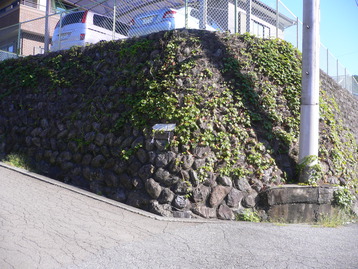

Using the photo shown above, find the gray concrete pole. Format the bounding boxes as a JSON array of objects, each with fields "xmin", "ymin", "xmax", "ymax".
[
  {"xmin": 299, "ymin": 0, "xmax": 320, "ymax": 182},
  {"xmin": 44, "ymin": 0, "xmax": 51, "ymax": 53}
]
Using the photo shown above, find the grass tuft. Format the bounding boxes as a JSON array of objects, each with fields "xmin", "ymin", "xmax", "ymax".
[
  {"xmin": 4, "ymin": 153, "xmax": 33, "ymax": 171},
  {"xmin": 314, "ymin": 210, "xmax": 357, "ymax": 228}
]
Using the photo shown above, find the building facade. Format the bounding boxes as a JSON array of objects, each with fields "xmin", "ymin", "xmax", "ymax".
[{"xmin": 0, "ymin": 0, "xmax": 74, "ymax": 57}]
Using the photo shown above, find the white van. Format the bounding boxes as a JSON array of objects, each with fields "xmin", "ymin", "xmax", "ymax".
[{"xmin": 51, "ymin": 10, "xmax": 129, "ymax": 51}]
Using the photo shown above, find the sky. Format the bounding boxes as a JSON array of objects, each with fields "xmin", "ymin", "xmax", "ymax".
[{"xmin": 280, "ymin": 0, "xmax": 358, "ymax": 76}]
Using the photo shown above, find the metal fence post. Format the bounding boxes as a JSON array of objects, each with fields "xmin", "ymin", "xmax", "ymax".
[
  {"xmin": 17, "ymin": 23, "xmax": 21, "ymax": 55},
  {"xmin": 112, "ymin": 0, "xmax": 117, "ymax": 40},
  {"xmin": 185, "ymin": 0, "xmax": 188, "ymax": 29},
  {"xmin": 352, "ymin": 76, "xmax": 354, "ymax": 94},
  {"xmin": 326, "ymin": 47, "xmax": 329, "ymax": 75},
  {"xmin": 234, "ymin": 0, "xmax": 238, "ymax": 33},
  {"xmin": 276, "ymin": 0, "xmax": 279, "ymax": 38},
  {"xmin": 44, "ymin": 0, "xmax": 51, "ymax": 53},
  {"xmin": 296, "ymin": 17, "xmax": 299, "ymax": 48},
  {"xmin": 199, "ymin": 0, "xmax": 208, "ymax": 30},
  {"xmin": 246, "ymin": 0, "xmax": 252, "ymax": 33},
  {"xmin": 58, "ymin": 13, "xmax": 63, "ymax": 51}
]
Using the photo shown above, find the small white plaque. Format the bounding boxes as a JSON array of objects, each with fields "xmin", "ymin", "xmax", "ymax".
[{"xmin": 152, "ymin": 124, "xmax": 176, "ymax": 132}]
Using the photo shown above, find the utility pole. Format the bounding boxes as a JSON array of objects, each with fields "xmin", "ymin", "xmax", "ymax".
[
  {"xmin": 44, "ymin": 0, "xmax": 51, "ymax": 53},
  {"xmin": 299, "ymin": 0, "xmax": 320, "ymax": 182}
]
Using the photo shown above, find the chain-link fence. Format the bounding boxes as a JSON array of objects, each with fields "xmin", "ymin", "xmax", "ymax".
[
  {"xmin": 0, "ymin": 0, "xmax": 85, "ymax": 57},
  {"xmin": 0, "ymin": 0, "xmax": 60, "ymax": 57},
  {"xmin": 320, "ymin": 43, "xmax": 358, "ymax": 95},
  {"xmin": 0, "ymin": 0, "xmax": 357, "ymax": 95},
  {"xmin": 0, "ymin": 50, "xmax": 18, "ymax": 61}
]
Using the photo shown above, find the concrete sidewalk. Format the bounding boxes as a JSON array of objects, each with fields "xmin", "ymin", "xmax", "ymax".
[
  {"xmin": 0, "ymin": 164, "xmax": 201, "ymax": 269},
  {"xmin": 1, "ymin": 163, "xmax": 358, "ymax": 269}
]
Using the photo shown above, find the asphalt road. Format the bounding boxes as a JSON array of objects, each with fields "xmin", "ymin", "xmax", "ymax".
[{"xmin": 1, "ymin": 163, "xmax": 357, "ymax": 269}]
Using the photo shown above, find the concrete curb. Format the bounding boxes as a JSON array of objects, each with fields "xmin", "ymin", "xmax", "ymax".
[{"xmin": 0, "ymin": 162, "xmax": 215, "ymax": 224}]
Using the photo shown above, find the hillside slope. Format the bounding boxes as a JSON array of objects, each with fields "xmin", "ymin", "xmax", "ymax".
[{"xmin": 0, "ymin": 30, "xmax": 357, "ymax": 218}]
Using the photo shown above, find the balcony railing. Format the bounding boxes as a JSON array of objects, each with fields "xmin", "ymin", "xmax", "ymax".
[{"xmin": 0, "ymin": 0, "xmax": 49, "ymax": 16}]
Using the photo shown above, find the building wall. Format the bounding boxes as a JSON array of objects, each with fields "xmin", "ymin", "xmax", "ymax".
[
  {"xmin": 21, "ymin": 32, "xmax": 45, "ymax": 55},
  {"xmin": 18, "ymin": 5, "xmax": 59, "ymax": 55},
  {"xmin": 0, "ymin": 6, "xmax": 19, "ymax": 28},
  {"xmin": 19, "ymin": 4, "xmax": 58, "ymax": 36},
  {"xmin": 1, "ymin": 2, "xmax": 60, "ymax": 55},
  {"xmin": 227, "ymin": 2, "xmax": 283, "ymax": 38}
]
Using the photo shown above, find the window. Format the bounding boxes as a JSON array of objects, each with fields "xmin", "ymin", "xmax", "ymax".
[
  {"xmin": 251, "ymin": 20, "xmax": 270, "ymax": 38},
  {"xmin": 61, "ymin": 12, "xmax": 85, "ymax": 27},
  {"xmin": 54, "ymin": 0, "xmax": 76, "ymax": 12},
  {"xmin": 93, "ymin": 14, "xmax": 129, "ymax": 35},
  {"xmin": 24, "ymin": 0, "xmax": 38, "ymax": 9},
  {"xmin": 1, "ymin": 43, "xmax": 15, "ymax": 53},
  {"xmin": 93, "ymin": 14, "xmax": 112, "ymax": 30}
]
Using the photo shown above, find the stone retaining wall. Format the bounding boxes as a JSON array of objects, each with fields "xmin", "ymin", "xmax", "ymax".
[
  {"xmin": 320, "ymin": 71, "xmax": 358, "ymax": 143},
  {"xmin": 0, "ymin": 31, "xmax": 357, "ymax": 221}
]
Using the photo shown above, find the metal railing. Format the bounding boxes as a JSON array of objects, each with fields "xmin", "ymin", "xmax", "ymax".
[
  {"xmin": 320, "ymin": 43, "xmax": 358, "ymax": 95},
  {"xmin": 0, "ymin": 0, "xmax": 357, "ymax": 95}
]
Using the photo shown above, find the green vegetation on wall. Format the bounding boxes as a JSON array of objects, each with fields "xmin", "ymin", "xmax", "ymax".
[{"xmin": 0, "ymin": 30, "xmax": 357, "ymax": 193}]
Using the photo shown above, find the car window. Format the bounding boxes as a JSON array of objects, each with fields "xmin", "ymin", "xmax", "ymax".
[
  {"xmin": 62, "ymin": 12, "xmax": 85, "ymax": 27},
  {"xmin": 115, "ymin": 22, "xmax": 129, "ymax": 35},
  {"xmin": 93, "ymin": 14, "xmax": 129, "ymax": 35},
  {"xmin": 190, "ymin": 9, "xmax": 213, "ymax": 24},
  {"xmin": 93, "ymin": 14, "xmax": 112, "ymax": 30}
]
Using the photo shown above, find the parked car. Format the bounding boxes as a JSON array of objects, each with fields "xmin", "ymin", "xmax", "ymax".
[
  {"xmin": 51, "ymin": 10, "xmax": 129, "ymax": 51},
  {"xmin": 128, "ymin": 7, "xmax": 222, "ymax": 37}
]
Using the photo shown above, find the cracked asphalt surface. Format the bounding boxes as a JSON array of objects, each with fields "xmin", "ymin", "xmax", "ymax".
[{"xmin": 1, "ymin": 163, "xmax": 358, "ymax": 269}]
